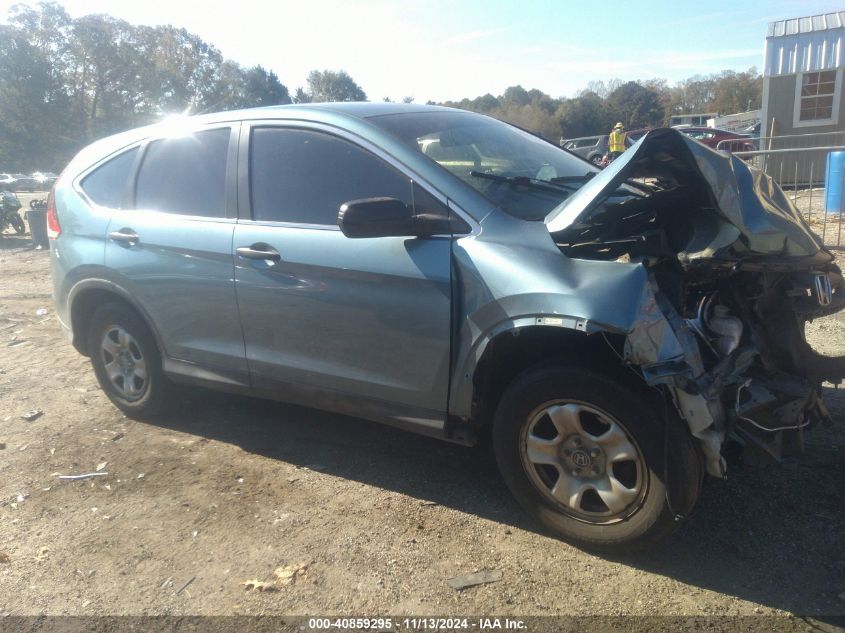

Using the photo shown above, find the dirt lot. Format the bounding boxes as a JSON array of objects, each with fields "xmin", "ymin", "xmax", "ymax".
[{"xmin": 0, "ymin": 204, "xmax": 844, "ymax": 625}]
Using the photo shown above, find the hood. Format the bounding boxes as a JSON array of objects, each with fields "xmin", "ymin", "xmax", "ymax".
[{"xmin": 546, "ymin": 128, "xmax": 827, "ymax": 263}]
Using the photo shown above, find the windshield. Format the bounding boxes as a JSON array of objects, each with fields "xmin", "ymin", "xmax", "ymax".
[{"xmin": 369, "ymin": 111, "xmax": 597, "ymax": 220}]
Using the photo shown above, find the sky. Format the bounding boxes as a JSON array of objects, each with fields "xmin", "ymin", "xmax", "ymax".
[{"xmin": 1, "ymin": 0, "xmax": 843, "ymax": 102}]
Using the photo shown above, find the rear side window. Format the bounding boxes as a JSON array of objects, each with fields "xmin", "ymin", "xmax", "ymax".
[
  {"xmin": 250, "ymin": 128, "xmax": 411, "ymax": 225},
  {"xmin": 80, "ymin": 147, "xmax": 138, "ymax": 209},
  {"xmin": 135, "ymin": 128, "xmax": 230, "ymax": 217}
]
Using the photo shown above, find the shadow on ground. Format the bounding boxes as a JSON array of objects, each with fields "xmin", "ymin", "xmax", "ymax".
[{"xmin": 143, "ymin": 383, "xmax": 844, "ymax": 615}]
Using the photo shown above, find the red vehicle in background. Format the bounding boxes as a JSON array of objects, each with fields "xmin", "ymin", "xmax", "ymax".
[
  {"xmin": 627, "ymin": 127, "xmax": 754, "ymax": 152},
  {"xmin": 676, "ymin": 126, "xmax": 755, "ymax": 152}
]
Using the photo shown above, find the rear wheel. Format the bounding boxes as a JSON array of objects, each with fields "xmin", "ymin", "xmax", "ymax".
[
  {"xmin": 493, "ymin": 365, "xmax": 701, "ymax": 551},
  {"xmin": 88, "ymin": 302, "xmax": 170, "ymax": 418}
]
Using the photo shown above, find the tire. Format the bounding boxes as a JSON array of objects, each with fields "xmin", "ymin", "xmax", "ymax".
[
  {"xmin": 9, "ymin": 213, "xmax": 24, "ymax": 235},
  {"xmin": 87, "ymin": 302, "xmax": 170, "ymax": 418},
  {"xmin": 492, "ymin": 365, "xmax": 701, "ymax": 552}
]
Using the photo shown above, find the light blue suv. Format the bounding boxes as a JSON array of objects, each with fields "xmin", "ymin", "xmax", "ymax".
[{"xmin": 49, "ymin": 103, "xmax": 845, "ymax": 550}]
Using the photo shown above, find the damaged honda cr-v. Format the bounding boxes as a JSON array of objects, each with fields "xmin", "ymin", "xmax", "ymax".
[{"xmin": 51, "ymin": 104, "xmax": 843, "ymax": 552}]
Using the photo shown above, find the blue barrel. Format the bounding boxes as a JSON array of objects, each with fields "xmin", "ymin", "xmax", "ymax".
[{"xmin": 824, "ymin": 151, "xmax": 845, "ymax": 214}]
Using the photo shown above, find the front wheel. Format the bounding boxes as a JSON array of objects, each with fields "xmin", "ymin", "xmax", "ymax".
[{"xmin": 492, "ymin": 365, "xmax": 701, "ymax": 551}]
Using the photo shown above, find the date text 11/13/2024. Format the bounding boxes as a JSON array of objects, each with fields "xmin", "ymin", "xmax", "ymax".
[{"xmin": 306, "ymin": 617, "xmax": 527, "ymax": 630}]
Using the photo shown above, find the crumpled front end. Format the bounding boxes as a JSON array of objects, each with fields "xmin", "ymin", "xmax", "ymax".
[
  {"xmin": 549, "ymin": 128, "xmax": 845, "ymax": 476},
  {"xmin": 624, "ymin": 266, "xmax": 842, "ymax": 477}
]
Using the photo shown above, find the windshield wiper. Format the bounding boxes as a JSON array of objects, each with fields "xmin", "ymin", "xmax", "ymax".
[
  {"xmin": 469, "ymin": 171, "xmax": 572, "ymax": 195},
  {"xmin": 550, "ymin": 173, "xmax": 596, "ymax": 184}
]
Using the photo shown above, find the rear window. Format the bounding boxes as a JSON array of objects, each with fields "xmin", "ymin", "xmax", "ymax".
[
  {"xmin": 80, "ymin": 148, "xmax": 138, "ymax": 209},
  {"xmin": 135, "ymin": 128, "xmax": 230, "ymax": 217},
  {"xmin": 684, "ymin": 130, "xmax": 714, "ymax": 141}
]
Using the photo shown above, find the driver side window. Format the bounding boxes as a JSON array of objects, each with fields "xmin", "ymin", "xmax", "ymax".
[{"xmin": 250, "ymin": 128, "xmax": 413, "ymax": 225}]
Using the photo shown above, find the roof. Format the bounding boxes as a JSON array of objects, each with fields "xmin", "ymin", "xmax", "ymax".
[
  {"xmin": 764, "ymin": 12, "xmax": 845, "ymax": 76},
  {"xmin": 768, "ymin": 12, "xmax": 845, "ymax": 37},
  {"xmin": 209, "ymin": 101, "xmax": 456, "ymax": 121},
  {"xmin": 64, "ymin": 102, "xmax": 477, "ymax": 184}
]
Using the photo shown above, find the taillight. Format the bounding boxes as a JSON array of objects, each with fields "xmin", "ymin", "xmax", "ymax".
[{"xmin": 46, "ymin": 189, "xmax": 61, "ymax": 239}]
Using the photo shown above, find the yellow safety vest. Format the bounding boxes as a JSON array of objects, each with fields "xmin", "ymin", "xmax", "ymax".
[{"xmin": 609, "ymin": 130, "xmax": 627, "ymax": 153}]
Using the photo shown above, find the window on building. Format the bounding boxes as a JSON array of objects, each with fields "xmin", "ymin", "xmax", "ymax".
[{"xmin": 799, "ymin": 71, "xmax": 837, "ymax": 122}]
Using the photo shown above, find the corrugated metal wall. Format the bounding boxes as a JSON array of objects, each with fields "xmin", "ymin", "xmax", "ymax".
[{"xmin": 765, "ymin": 12, "xmax": 845, "ymax": 76}]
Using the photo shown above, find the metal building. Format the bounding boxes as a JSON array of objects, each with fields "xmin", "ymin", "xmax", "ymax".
[
  {"xmin": 758, "ymin": 12, "xmax": 845, "ymax": 186},
  {"xmin": 761, "ymin": 12, "xmax": 845, "ymax": 138}
]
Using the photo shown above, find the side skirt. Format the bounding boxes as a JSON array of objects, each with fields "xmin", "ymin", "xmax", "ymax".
[{"xmin": 162, "ymin": 357, "xmax": 466, "ymax": 444}]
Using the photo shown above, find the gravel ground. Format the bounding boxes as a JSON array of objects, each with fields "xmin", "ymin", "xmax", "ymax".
[{"xmin": 0, "ymin": 202, "xmax": 844, "ymax": 628}]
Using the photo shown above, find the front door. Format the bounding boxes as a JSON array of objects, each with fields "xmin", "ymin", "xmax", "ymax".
[{"xmin": 233, "ymin": 125, "xmax": 453, "ymax": 429}]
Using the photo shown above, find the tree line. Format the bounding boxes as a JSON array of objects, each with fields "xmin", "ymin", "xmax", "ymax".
[
  {"xmin": 441, "ymin": 71, "xmax": 761, "ymax": 142},
  {"xmin": 0, "ymin": 1, "xmax": 761, "ymax": 171},
  {"xmin": 0, "ymin": 1, "xmax": 367, "ymax": 170}
]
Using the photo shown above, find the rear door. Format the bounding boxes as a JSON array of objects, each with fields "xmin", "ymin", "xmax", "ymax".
[
  {"xmin": 104, "ymin": 124, "xmax": 248, "ymax": 384},
  {"xmin": 233, "ymin": 123, "xmax": 455, "ymax": 429}
]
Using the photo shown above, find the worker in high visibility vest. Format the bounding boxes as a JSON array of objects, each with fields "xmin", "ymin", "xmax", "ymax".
[{"xmin": 607, "ymin": 122, "xmax": 627, "ymax": 161}]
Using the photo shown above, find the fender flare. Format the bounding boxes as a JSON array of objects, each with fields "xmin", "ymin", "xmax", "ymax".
[
  {"xmin": 447, "ymin": 313, "xmax": 622, "ymax": 420},
  {"xmin": 66, "ymin": 277, "xmax": 166, "ymax": 356}
]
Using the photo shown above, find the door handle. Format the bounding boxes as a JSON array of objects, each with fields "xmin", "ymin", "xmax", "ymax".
[
  {"xmin": 108, "ymin": 229, "xmax": 139, "ymax": 245},
  {"xmin": 236, "ymin": 245, "xmax": 281, "ymax": 261}
]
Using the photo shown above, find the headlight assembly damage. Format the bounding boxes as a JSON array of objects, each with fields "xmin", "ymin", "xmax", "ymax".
[
  {"xmin": 625, "ymin": 269, "xmax": 840, "ymax": 477},
  {"xmin": 549, "ymin": 128, "xmax": 845, "ymax": 477}
]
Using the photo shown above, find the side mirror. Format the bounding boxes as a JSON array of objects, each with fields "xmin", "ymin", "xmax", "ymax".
[
  {"xmin": 338, "ymin": 197, "xmax": 463, "ymax": 239},
  {"xmin": 338, "ymin": 197, "xmax": 417, "ymax": 238},
  {"xmin": 337, "ymin": 198, "xmax": 450, "ymax": 237}
]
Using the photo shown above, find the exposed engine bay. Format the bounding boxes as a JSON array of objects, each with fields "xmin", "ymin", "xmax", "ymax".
[{"xmin": 547, "ymin": 128, "xmax": 845, "ymax": 476}]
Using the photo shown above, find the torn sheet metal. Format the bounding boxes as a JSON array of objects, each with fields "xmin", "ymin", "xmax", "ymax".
[
  {"xmin": 546, "ymin": 128, "xmax": 827, "ymax": 260},
  {"xmin": 624, "ymin": 277, "xmax": 727, "ymax": 477}
]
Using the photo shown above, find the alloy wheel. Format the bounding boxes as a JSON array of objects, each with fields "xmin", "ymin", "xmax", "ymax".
[
  {"xmin": 100, "ymin": 325, "xmax": 147, "ymax": 400},
  {"xmin": 519, "ymin": 400, "xmax": 646, "ymax": 523}
]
